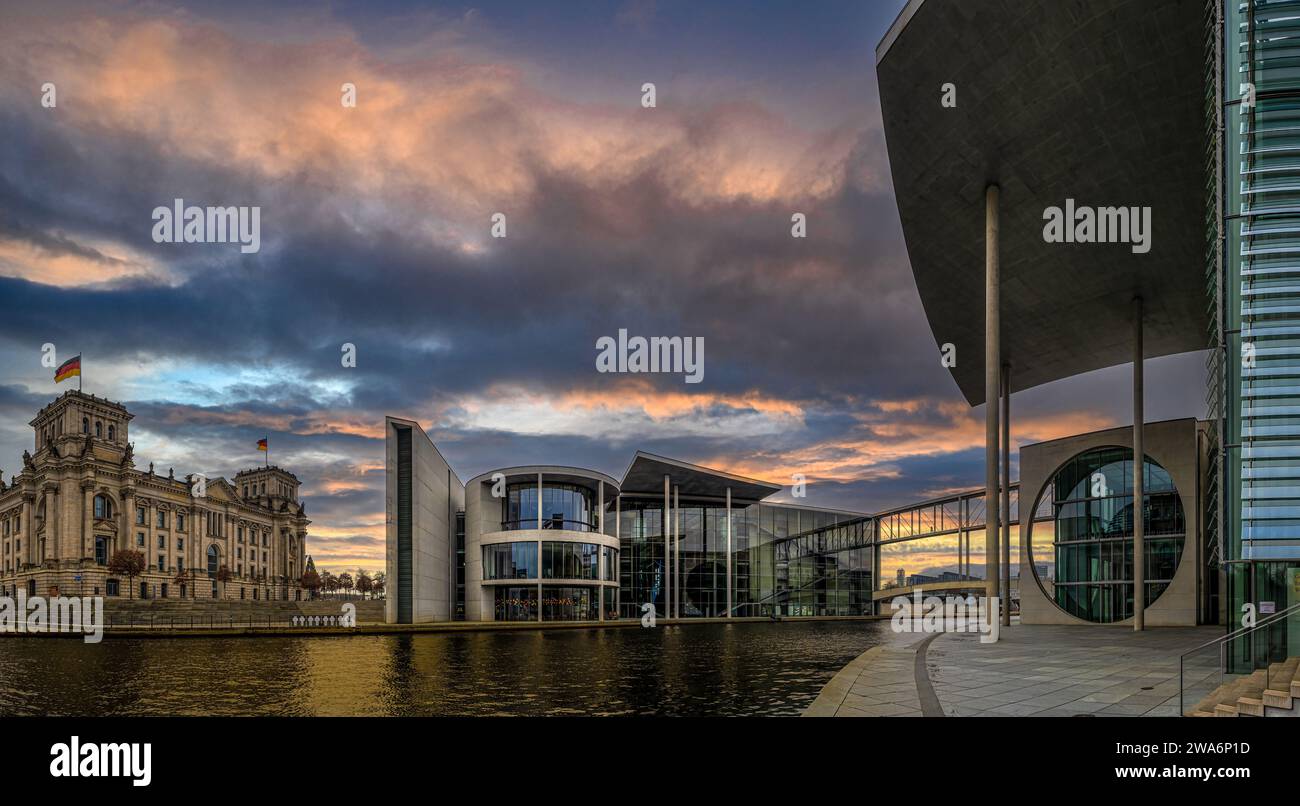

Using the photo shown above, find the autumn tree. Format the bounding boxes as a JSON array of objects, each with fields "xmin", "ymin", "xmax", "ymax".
[
  {"xmin": 300, "ymin": 569, "xmax": 321, "ymax": 599},
  {"xmin": 108, "ymin": 550, "xmax": 145, "ymax": 599}
]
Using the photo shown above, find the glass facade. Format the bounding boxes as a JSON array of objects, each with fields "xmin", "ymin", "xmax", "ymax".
[
  {"xmin": 482, "ymin": 542, "xmax": 538, "ymax": 580},
  {"xmin": 617, "ymin": 499, "xmax": 872, "ymax": 618},
  {"xmin": 502, "ymin": 482, "xmax": 598, "ymax": 531},
  {"xmin": 1042, "ymin": 447, "xmax": 1184, "ymax": 623},
  {"xmin": 491, "ymin": 584, "xmax": 608, "ymax": 621},
  {"xmin": 541, "ymin": 541, "xmax": 599, "ymax": 579},
  {"xmin": 540, "ymin": 586, "xmax": 599, "ymax": 621},
  {"xmin": 494, "ymin": 585, "xmax": 537, "ymax": 621},
  {"xmin": 1218, "ymin": 0, "xmax": 1300, "ymax": 655}
]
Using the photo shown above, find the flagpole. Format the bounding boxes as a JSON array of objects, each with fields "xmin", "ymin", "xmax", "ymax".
[{"xmin": 79, "ymin": 354, "xmax": 82, "ymax": 392}]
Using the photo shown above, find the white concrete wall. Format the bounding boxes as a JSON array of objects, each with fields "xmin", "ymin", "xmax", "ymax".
[{"xmin": 385, "ymin": 417, "xmax": 463, "ymax": 623}]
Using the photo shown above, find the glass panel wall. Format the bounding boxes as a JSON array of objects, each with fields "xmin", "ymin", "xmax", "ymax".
[
  {"xmin": 616, "ymin": 498, "xmax": 871, "ymax": 618},
  {"xmin": 482, "ymin": 542, "xmax": 538, "ymax": 580},
  {"xmin": 541, "ymin": 586, "xmax": 597, "ymax": 621},
  {"xmin": 494, "ymin": 586, "xmax": 537, "ymax": 621},
  {"xmin": 541, "ymin": 541, "xmax": 599, "ymax": 579},
  {"xmin": 502, "ymin": 482, "xmax": 599, "ymax": 531}
]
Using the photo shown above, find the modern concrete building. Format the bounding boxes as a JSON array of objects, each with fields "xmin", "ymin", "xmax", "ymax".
[
  {"xmin": 384, "ymin": 421, "xmax": 872, "ymax": 623},
  {"xmin": 877, "ymin": 0, "xmax": 1300, "ymax": 655},
  {"xmin": 0, "ymin": 390, "xmax": 310, "ymax": 601},
  {"xmin": 877, "ymin": 0, "xmax": 1208, "ymax": 632},
  {"xmin": 464, "ymin": 465, "xmax": 621, "ymax": 621},
  {"xmin": 384, "ymin": 417, "xmax": 463, "ymax": 624}
]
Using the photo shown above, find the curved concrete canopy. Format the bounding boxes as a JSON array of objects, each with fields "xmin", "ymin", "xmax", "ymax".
[{"xmin": 876, "ymin": 0, "xmax": 1206, "ymax": 405}]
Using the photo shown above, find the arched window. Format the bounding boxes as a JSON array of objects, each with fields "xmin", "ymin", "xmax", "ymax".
[
  {"xmin": 93, "ymin": 494, "xmax": 111, "ymax": 520},
  {"xmin": 207, "ymin": 545, "xmax": 219, "ymax": 577},
  {"xmin": 107, "ymin": 425, "xmax": 115, "ymax": 441},
  {"xmin": 94, "ymin": 421, "xmax": 102, "ymax": 438},
  {"xmin": 81, "ymin": 418, "xmax": 88, "ymax": 434}
]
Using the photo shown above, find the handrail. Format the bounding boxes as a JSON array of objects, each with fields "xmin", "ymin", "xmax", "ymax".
[
  {"xmin": 1181, "ymin": 599, "xmax": 1300, "ymax": 657},
  {"xmin": 1179, "ymin": 599, "xmax": 1300, "ymax": 716},
  {"xmin": 726, "ymin": 574, "xmax": 836, "ymax": 616}
]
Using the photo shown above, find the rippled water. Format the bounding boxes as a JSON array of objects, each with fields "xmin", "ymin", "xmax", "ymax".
[{"xmin": 0, "ymin": 620, "xmax": 885, "ymax": 716}]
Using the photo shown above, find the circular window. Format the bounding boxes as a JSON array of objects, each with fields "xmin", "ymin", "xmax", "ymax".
[{"xmin": 1030, "ymin": 446, "xmax": 1184, "ymax": 623}]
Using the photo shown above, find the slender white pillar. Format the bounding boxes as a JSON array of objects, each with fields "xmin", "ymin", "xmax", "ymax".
[
  {"xmin": 984, "ymin": 184, "xmax": 1001, "ymax": 606},
  {"xmin": 615, "ymin": 492, "xmax": 621, "ymax": 620},
  {"xmin": 537, "ymin": 472, "xmax": 543, "ymax": 623},
  {"xmin": 597, "ymin": 480, "xmax": 605, "ymax": 622},
  {"xmin": 663, "ymin": 475, "xmax": 670, "ymax": 619},
  {"xmin": 1001, "ymin": 363, "xmax": 1012, "ymax": 627},
  {"xmin": 1133, "ymin": 297, "xmax": 1145, "ymax": 631},
  {"xmin": 725, "ymin": 487, "xmax": 732, "ymax": 618},
  {"xmin": 676, "ymin": 483, "xmax": 686, "ymax": 616}
]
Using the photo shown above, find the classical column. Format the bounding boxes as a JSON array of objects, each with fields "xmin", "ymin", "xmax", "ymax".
[
  {"xmin": 984, "ymin": 183, "xmax": 1001, "ymax": 608},
  {"xmin": 42, "ymin": 483, "xmax": 57, "ymax": 565},
  {"xmin": 1000, "ymin": 364, "xmax": 1011, "ymax": 627},
  {"xmin": 121, "ymin": 487, "xmax": 135, "ymax": 560},
  {"xmin": 725, "ymin": 486, "xmax": 732, "ymax": 618},
  {"xmin": 21, "ymin": 493, "xmax": 34, "ymax": 568},
  {"xmin": 1133, "ymin": 296, "xmax": 1145, "ymax": 631},
  {"xmin": 81, "ymin": 481, "xmax": 94, "ymax": 563}
]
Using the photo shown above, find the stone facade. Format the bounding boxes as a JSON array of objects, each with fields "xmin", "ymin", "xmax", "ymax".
[{"xmin": 0, "ymin": 391, "xmax": 309, "ymax": 601}]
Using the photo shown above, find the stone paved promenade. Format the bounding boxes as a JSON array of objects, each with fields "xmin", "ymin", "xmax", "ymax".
[{"xmin": 804, "ymin": 624, "xmax": 1223, "ymax": 717}]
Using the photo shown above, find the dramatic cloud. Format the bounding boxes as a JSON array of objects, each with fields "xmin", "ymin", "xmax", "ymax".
[{"xmin": 0, "ymin": 0, "xmax": 1206, "ymax": 572}]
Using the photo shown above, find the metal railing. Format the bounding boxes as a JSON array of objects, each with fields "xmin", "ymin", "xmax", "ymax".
[{"xmin": 1179, "ymin": 600, "xmax": 1300, "ymax": 715}]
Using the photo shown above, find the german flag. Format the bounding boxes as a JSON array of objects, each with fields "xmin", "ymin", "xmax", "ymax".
[
  {"xmin": 54, "ymin": 355, "xmax": 81, "ymax": 383},
  {"xmin": 257, "ymin": 438, "xmax": 268, "ymax": 452}
]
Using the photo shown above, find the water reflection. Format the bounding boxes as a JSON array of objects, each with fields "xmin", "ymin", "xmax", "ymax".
[{"xmin": 0, "ymin": 621, "xmax": 885, "ymax": 716}]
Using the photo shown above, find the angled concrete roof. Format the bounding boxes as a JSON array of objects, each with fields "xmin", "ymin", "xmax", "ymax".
[
  {"xmin": 619, "ymin": 451, "xmax": 782, "ymax": 502},
  {"xmin": 876, "ymin": 0, "xmax": 1207, "ymax": 405}
]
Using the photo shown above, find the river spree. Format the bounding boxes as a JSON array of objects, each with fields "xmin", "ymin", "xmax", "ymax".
[{"xmin": 0, "ymin": 620, "xmax": 885, "ymax": 716}]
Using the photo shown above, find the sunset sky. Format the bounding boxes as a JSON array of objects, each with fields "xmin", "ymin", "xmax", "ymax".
[{"xmin": 0, "ymin": 0, "xmax": 1206, "ymax": 575}]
